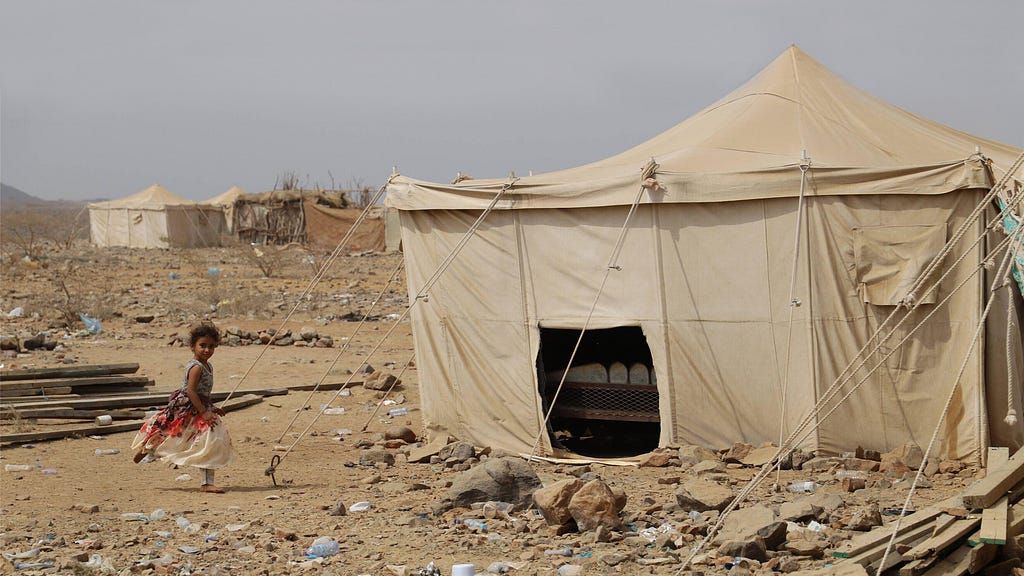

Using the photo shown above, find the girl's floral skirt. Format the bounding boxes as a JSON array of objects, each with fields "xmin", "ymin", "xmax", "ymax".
[{"xmin": 131, "ymin": 389, "xmax": 234, "ymax": 469}]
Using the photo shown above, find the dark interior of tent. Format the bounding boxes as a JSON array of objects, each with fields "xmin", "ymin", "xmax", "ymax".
[{"xmin": 537, "ymin": 326, "xmax": 659, "ymax": 457}]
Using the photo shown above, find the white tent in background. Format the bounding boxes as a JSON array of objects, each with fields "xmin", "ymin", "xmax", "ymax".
[
  {"xmin": 203, "ymin": 185, "xmax": 247, "ymax": 234},
  {"xmin": 89, "ymin": 184, "xmax": 224, "ymax": 248},
  {"xmin": 387, "ymin": 46, "xmax": 1024, "ymax": 462}
]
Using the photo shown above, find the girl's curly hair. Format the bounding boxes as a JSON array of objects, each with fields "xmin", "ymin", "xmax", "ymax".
[{"xmin": 188, "ymin": 321, "xmax": 221, "ymax": 346}]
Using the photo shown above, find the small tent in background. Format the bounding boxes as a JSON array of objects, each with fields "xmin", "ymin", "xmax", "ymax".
[
  {"xmin": 202, "ymin": 185, "xmax": 247, "ymax": 234},
  {"xmin": 386, "ymin": 46, "xmax": 1024, "ymax": 462},
  {"xmin": 89, "ymin": 184, "xmax": 224, "ymax": 248}
]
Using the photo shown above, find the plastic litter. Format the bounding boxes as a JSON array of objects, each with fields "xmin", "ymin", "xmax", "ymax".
[
  {"xmin": 14, "ymin": 561, "xmax": 54, "ymax": 570},
  {"xmin": 304, "ymin": 536, "xmax": 339, "ymax": 558},
  {"xmin": 179, "ymin": 545, "xmax": 201, "ymax": 554},
  {"xmin": 175, "ymin": 473, "xmax": 193, "ymax": 482},
  {"xmin": 807, "ymin": 520, "xmax": 824, "ymax": 532},
  {"xmin": 79, "ymin": 313, "xmax": 102, "ymax": 334},
  {"xmin": 95, "ymin": 448, "xmax": 120, "ymax": 456},
  {"xmin": 557, "ymin": 565, "xmax": 583, "ymax": 576},
  {"xmin": 7, "ymin": 307, "xmax": 24, "ymax": 318},
  {"xmin": 348, "ymin": 501, "xmax": 372, "ymax": 512},
  {"xmin": 322, "ymin": 407, "xmax": 345, "ymax": 415},
  {"xmin": 2, "ymin": 548, "xmax": 40, "ymax": 560},
  {"xmin": 41, "ymin": 468, "xmax": 57, "ymax": 474},
  {"xmin": 225, "ymin": 523, "xmax": 248, "ymax": 532},
  {"xmin": 169, "ymin": 272, "xmax": 180, "ymax": 280},
  {"xmin": 418, "ymin": 562, "xmax": 442, "ymax": 576},
  {"xmin": 337, "ymin": 389, "xmax": 351, "ymax": 397},
  {"xmin": 207, "ymin": 267, "xmax": 221, "ymax": 278},
  {"xmin": 204, "ymin": 532, "xmax": 219, "ymax": 542},
  {"xmin": 544, "ymin": 548, "xmax": 572, "ymax": 556},
  {"xmin": 121, "ymin": 513, "xmax": 151, "ymax": 522},
  {"xmin": 387, "ymin": 407, "xmax": 408, "ymax": 417},
  {"xmin": 458, "ymin": 518, "xmax": 487, "ymax": 531},
  {"xmin": 786, "ymin": 481, "xmax": 819, "ymax": 493},
  {"xmin": 4, "ymin": 464, "xmax": 33, "ymax": 472}
]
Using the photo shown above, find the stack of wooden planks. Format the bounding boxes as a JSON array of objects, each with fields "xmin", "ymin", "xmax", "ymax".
[
  {"xmin": 0, "ymin": 363, "xmax": 154, "ymax": 400},
  {"xmin": 833, "ymin": 446, "xmax": 1024, "ymax": 575},
  {"xmin": 1, "ymin": 362, "xmax": 365, "ymax": 445}
]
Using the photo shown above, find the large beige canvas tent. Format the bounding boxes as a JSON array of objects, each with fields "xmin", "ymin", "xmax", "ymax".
[
  {"xmin": 386, "ymin": 46, "xmax": 1024, "ymax": 463},
  {"xmin": 89, "ymin": 184, "xmax": 224, "ymax": 248},
  {"xmin": 202, "ymin": 185, "xmax": 247, "ymax": 234}
]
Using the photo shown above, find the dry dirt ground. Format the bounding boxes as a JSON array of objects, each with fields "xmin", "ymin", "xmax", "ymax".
[{"xmin": 0, "ymin": 243, "xmax": 978, "ymax": 575}]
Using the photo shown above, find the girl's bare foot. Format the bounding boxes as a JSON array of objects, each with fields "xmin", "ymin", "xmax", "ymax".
[{"xmin": 199, "ymin": 485, "xmax": 225, "ymax": 493}]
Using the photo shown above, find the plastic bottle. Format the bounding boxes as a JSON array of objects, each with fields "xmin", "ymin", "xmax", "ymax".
[
  {"xmin": 4, "ymin": 464, "xmax": 33, "ymax": 472},
  {"xmin": 121, "ymin": 513, "xmax": 151, "ymax": 521},
  {"xmin": 304, "ymin": 537, "xmax": 339, "ymax": 558},
  {"xmin": 544, "ymin": 548, "xmax": 572, "ymax": 556},
  {"xmin": 786, "ymin": 481, "xmax": 818, "ymax": 493},
  {"xmin": 175, "ymin": 516, "xmax": 191, "ymax": 530},
  {"xmin": 148, "ymin": 509, "xmax": 166, "ymax": 521},
  {"xmin": 387, "ymin": 407, "xmax": 408, "ymax": 417},
  {"xmin": 95, "ymin": 449, "xmax": 120, "ymax": 456},
  {"xmin": 348, "ymin": 501, "xmax": 372, "ymax": 512}
]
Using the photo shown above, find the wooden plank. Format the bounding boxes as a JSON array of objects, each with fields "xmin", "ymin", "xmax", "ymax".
[
  {"xmin": 0, "ymin": 363, "xmax": 139, "ymax": 381},
  {"xmin": 0, "ymin": 407, "xmax": 151, "ymax": 420},
  {"xmin": 989, "ymin": 446, "xmax": 1011, "ymax": 470},
  {"xmin": 961, "ymin": 446, "xmax": 1024, "ymax": 510},
  {"xmin": 0, "ymin": 388, "xmax": 288, "ymax": 412},
  {"xmin": 0, "ymin": 376, "xmax": 153, "ymax": 392},
  {"xmin": 980, "ymin": 496, "xmax": 1009, "ymax": 544},
  {"xmin": 833, "ymin": 495, "xmax": 963, "ymax": 558},
  {"xmin": 905, "ymin": 516, "xmax": 982, "ymax": 560},
  {"xmin": 901, "ymin": 556, "xmax": 939, "ymax": 576},
  {"xmin": 0, "ymin": 394, "xmax": 264, "ymax": 445},
  {"xmin": 920, "ymin": 545, "xmax": 971, "ymax": 576},
  {"xmin": 968, "ymin": 542, "xmax": 999, "ymax": 574},
  {"xmin": 933, "ymin": 513, "xmax": 958, "ymax": 537},
  {"xmin": 0, "ymin": 387, "xmax": 73, "ymax": 398},
  {"xmin": 840, "ymin": 522, "xmax": 937, "ymax": 566}
]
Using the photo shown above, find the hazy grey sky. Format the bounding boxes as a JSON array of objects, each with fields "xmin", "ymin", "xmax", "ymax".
[{"xmin": 1, "ymin": 1, "xmax": 1021, "ymax": 201}]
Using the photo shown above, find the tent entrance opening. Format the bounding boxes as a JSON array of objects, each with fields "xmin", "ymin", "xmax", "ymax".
[{"xmin": 538, "ymin": 326, "xmax": 659, "ymax": 458}]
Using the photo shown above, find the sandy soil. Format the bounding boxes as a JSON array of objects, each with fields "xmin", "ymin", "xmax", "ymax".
[{"xmin": 0, "ymin": 245, "xmax": 974, "ymax": 575}]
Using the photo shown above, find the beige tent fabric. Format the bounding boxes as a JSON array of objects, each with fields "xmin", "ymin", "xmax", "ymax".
[
  {"xmin": 387, "ymin": 46, "xmax": 1024, "ymax": 461},
  {"xmin": 89, "ymin": 184, "xmax": 224, "ymax": 248},
  {"xmin": 388, "ymin": 47, "xmax": 1019, "ymax": 212},
  {"xmin": 202, "ymin": 186, "xmax": 247, "ymax": 234}
]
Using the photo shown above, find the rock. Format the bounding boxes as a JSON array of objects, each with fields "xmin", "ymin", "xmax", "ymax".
[
  {"xmin": 135, "ymin": 315, "xmax": 155, "ymax": 323},
  {"xmin": 805, "ymin": 493, "xmax": 844, "ymax": 514},
  {"xmin": 0, "ymin": 337, "xmax": 19, "ymax": 351},
  {"xmin": 21, "ymin": 333, "xmax": 46, "ymax": 350},
  {"xmin": 691, "ymin": 460, "xmax": 726, "ymax": 475},
  {"xmin": 716, "ymin": 505, "xmax": 776, "ymax": 542},
  {"xmin": 299, "ymin": 326, "xmax": 318, "ymax": 341},
  {"xmin": 436, "ymin": 457, "xmax": 542, "ymax": 513},
  {"xmin": 273, "ymin": 336, "xmax": 294, "ymax": 346},
  {"xmin": 384, "ymin": 426, "xmax": 417, "ymax": 444},
  {"xmin": 315, "ymin": 336, "xmax": 333, "ymax": 347},
  {"xmin": 568, "ymin": 479, "xmax": 626, "ymax": 532},
  {"xmin": 790, "ymin": 449, "xmax": 813, "ymax": 470},
  {"xmin": 800, "ymin": 456, "xmax": 842, "ymax": 471},
  {"xmin": 328, "ymin": 502, "xmax": 347, "ymax": 516},
  {"xmin": 225, "ymin": 334, "xmax": 242, "ymax": 346},
  {"xmin": 408, "ymin": 435, "xmax": 451, "ymax": 463},
  {"xmin": 840, "ymin": 458, "xmax": 880, "ymax": 472},
  {"xmin": 658, "ymin": 476, "xmax": 681, "ymax": 485},
  {"xmin": 779, "ymin": 501, "xmax": 820, "ymax": 522},
  {"xmin": 885, "ymin": 442, "xmax": 924, "ymax": 469},
  {"xmin": 675, "ymin": 479, "xmax": 735, "ymax": 512},
  {"xmin": 600, "ymin": 552, "xmax": 630, "ymax": 566},
  {"xmin": 364, "ymin": 371, "xmax": 401, "ymax": 391},
  {"xmin": 225, "ymin": 326, "xmax": 242, "ymax": 336},
  {"xmin": 722, "ymin": 442, "xmax": 753, "ymax": 463},
  {"xmin": 718, "ymin": 538, "xmax": 768, "ymax": 562},
  {"xmin": 438, "ymin": 441, "xmax": 476, "ymax": 463},
  {"xmin": 843, "ymin": 504, "xmax": 883, "ymax": 531},
  {"xmin": 359, "ymin": 448, "xmax": 395, "ymax": 467},
  {"xmin": 757, "ymin": 521, "xmax": 789, "ymax": 551},
  {"xmin": 638, "ymin": 451, "xmax": 673, "ymax": 467},
  {"xmin": 678, "ymin": 445, "xmax": 718, "ymax": 465},
  {"xmin": 879, "ymin": 454, "xmax": 912, "ymax": 476},
  {"xmin": 784, "ymin": 539, "xmax": 827, "ymax": 558},
  {"xmin": 534, "ymin": 478, "xmax": 584, "ymax": 526},
  {"xmin": 740, "ymin": 446, "xmax": 779, "ymax": 467},
  {"xmin": 938, "ymin": 459, "xmax": 964, "ymax": 474}
]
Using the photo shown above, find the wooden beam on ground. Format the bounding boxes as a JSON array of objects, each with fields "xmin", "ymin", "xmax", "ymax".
[
  {"xmin": 920, "ymin": 544, "xmax": 971, "ymax": 576},
  {"xmin": 961, "ymin": 446, "xmax": 1024, "ymax": 510},
  {"xmin": 0, "ymin": 363, "xmax": 139, "ymax": 381},
  {"xmin": 968, "ymin": 541, "xmax": 1000, "ymax": 574},
  {"xmin": 905, "ymin": 516, "xmax": 982, "ymax": 560},
  {"xmin": 0, "ymin": 376, "xmax": 153, "ymax": 393},
  {"xmin": 0, "ymin": 388, "xmax": 289, "ymax": 413},
  {"xmin": 833, "ymin": 495, "xmax": 962, "ymax": 559},
  {"xmin": 980, "ymin": 496, "xmax": 1009, "ymax": 544},
  {"xmin": 285, "ymin": 380, "xmax": 364, "ymax": 391},
  {"xmin": 838, "ymin": 522, "xmax": 936, "ymax": 567},
  {"xmin": 0, "ymin": 394, "xmax": 264, "ymax": 445},
  {"xmin": 0, "ymin": 387, "xmax": 73, "ymax": 398},
  {"xmin": 0, "ymin": 407, "xmax": 151, "ymax": 420}
]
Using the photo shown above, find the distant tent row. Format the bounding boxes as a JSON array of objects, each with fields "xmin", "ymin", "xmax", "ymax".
[{"xmin": 89, "ymin": 185, "xmax": 395, "ymax": 251}]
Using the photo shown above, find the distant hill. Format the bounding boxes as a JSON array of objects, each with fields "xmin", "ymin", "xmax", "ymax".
[{"xmin": 1, "ymin": 183, "xmax": 46, "ymax": 206}]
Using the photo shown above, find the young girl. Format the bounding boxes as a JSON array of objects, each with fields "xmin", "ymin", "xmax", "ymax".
[{"xmin": 131, "ymin": 321, "xmax": 234, "ymax": 493}]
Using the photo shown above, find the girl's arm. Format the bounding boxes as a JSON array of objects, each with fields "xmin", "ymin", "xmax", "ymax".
[{"xmin": 186, "ymin": 365, "xmax": 217, "ymax": 423}]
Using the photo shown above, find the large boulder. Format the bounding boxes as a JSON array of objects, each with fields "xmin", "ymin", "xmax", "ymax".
[
  {"xmin": 534, "ymin": 478, "xmax": 584, "ymax": 526},
  {"xmin": 435, "ymin": 457, "xmax": 542, "ymax": 513},
  {"xmin": 568, "ymin": 479, "xmax": 626, "ymax": 532}
]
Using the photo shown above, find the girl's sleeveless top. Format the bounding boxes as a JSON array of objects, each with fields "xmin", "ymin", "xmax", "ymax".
[{"xmin": 182, "ymin": 359, "xmax": 214, "ymax": 397}]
